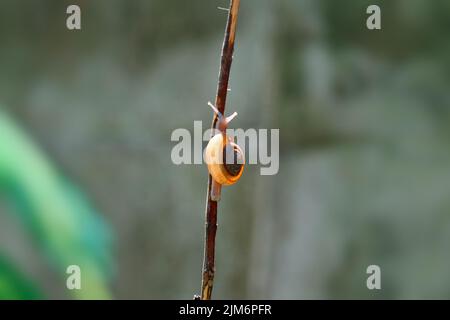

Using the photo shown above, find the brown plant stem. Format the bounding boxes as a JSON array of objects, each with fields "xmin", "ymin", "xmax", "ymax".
[{"xmin": 200, "ymin": 0, "xmax": 241, "ymax": 300}]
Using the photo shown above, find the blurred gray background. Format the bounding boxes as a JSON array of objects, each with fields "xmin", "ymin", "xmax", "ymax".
[{"xmin": 1, "ymin": 0, "xmax": 450, "ymax": 299}]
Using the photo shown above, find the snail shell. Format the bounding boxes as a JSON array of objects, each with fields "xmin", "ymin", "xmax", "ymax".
[{"xmin": 205, "ymin": 134, "xmax": 245, "ymax": 186}]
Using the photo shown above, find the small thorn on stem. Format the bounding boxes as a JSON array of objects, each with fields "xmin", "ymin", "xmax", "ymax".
[{"xmin": 217, "ymin": 7, "xmax": 230, "ymax": 12}]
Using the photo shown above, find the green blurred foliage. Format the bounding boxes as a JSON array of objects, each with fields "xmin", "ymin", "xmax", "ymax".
[
  {"xmin": 0, "ymin": 255, "xmax": 40, "ymax": 299},
  {"xmin": 0, "ymin": 110, "xmax": 112, "ymax": 299}
]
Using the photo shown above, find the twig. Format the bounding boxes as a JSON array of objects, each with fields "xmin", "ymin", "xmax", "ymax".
[{"xmin": 199, "ymin": 0, "xmax": 241, "ymax": 300}]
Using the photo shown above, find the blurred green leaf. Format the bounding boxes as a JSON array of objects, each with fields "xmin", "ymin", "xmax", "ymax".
[
  {"xmin": 0, "ymin": 255, "xmax": 41, "ymax": 300},
  {"xmin": 0, "ymin": 109, "xmax": 113, "ymax": 299}
]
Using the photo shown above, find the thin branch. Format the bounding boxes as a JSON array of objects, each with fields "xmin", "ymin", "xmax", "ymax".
[{"xmin": 199, "ymin": 0, "xmax": 241, "ymax": 300}]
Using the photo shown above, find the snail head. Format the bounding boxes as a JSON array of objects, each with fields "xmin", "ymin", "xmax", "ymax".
[{"xmin": 208, "ymin": 102, "xmax": 238, "ymax": 133}]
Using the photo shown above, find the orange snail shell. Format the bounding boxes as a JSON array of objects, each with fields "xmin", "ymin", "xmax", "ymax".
[{"xmin": 205, "ymin": 134, "xmax": 245, "ymax": 186}]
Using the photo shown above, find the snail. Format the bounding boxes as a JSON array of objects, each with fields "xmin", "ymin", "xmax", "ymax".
[{"xmin": 205, "ymin": 102, "xmax": 245, "ymax": 201}]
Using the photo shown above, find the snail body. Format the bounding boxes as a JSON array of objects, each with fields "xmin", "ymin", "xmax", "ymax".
[{"xmin": 205, "ymin": 102, "xmax": 245, "ymax": 201}]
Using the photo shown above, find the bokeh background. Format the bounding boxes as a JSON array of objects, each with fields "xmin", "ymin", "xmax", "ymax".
[{"xmin": 1, "ymin": 0, "xmax": 450, "ymax": 299}]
